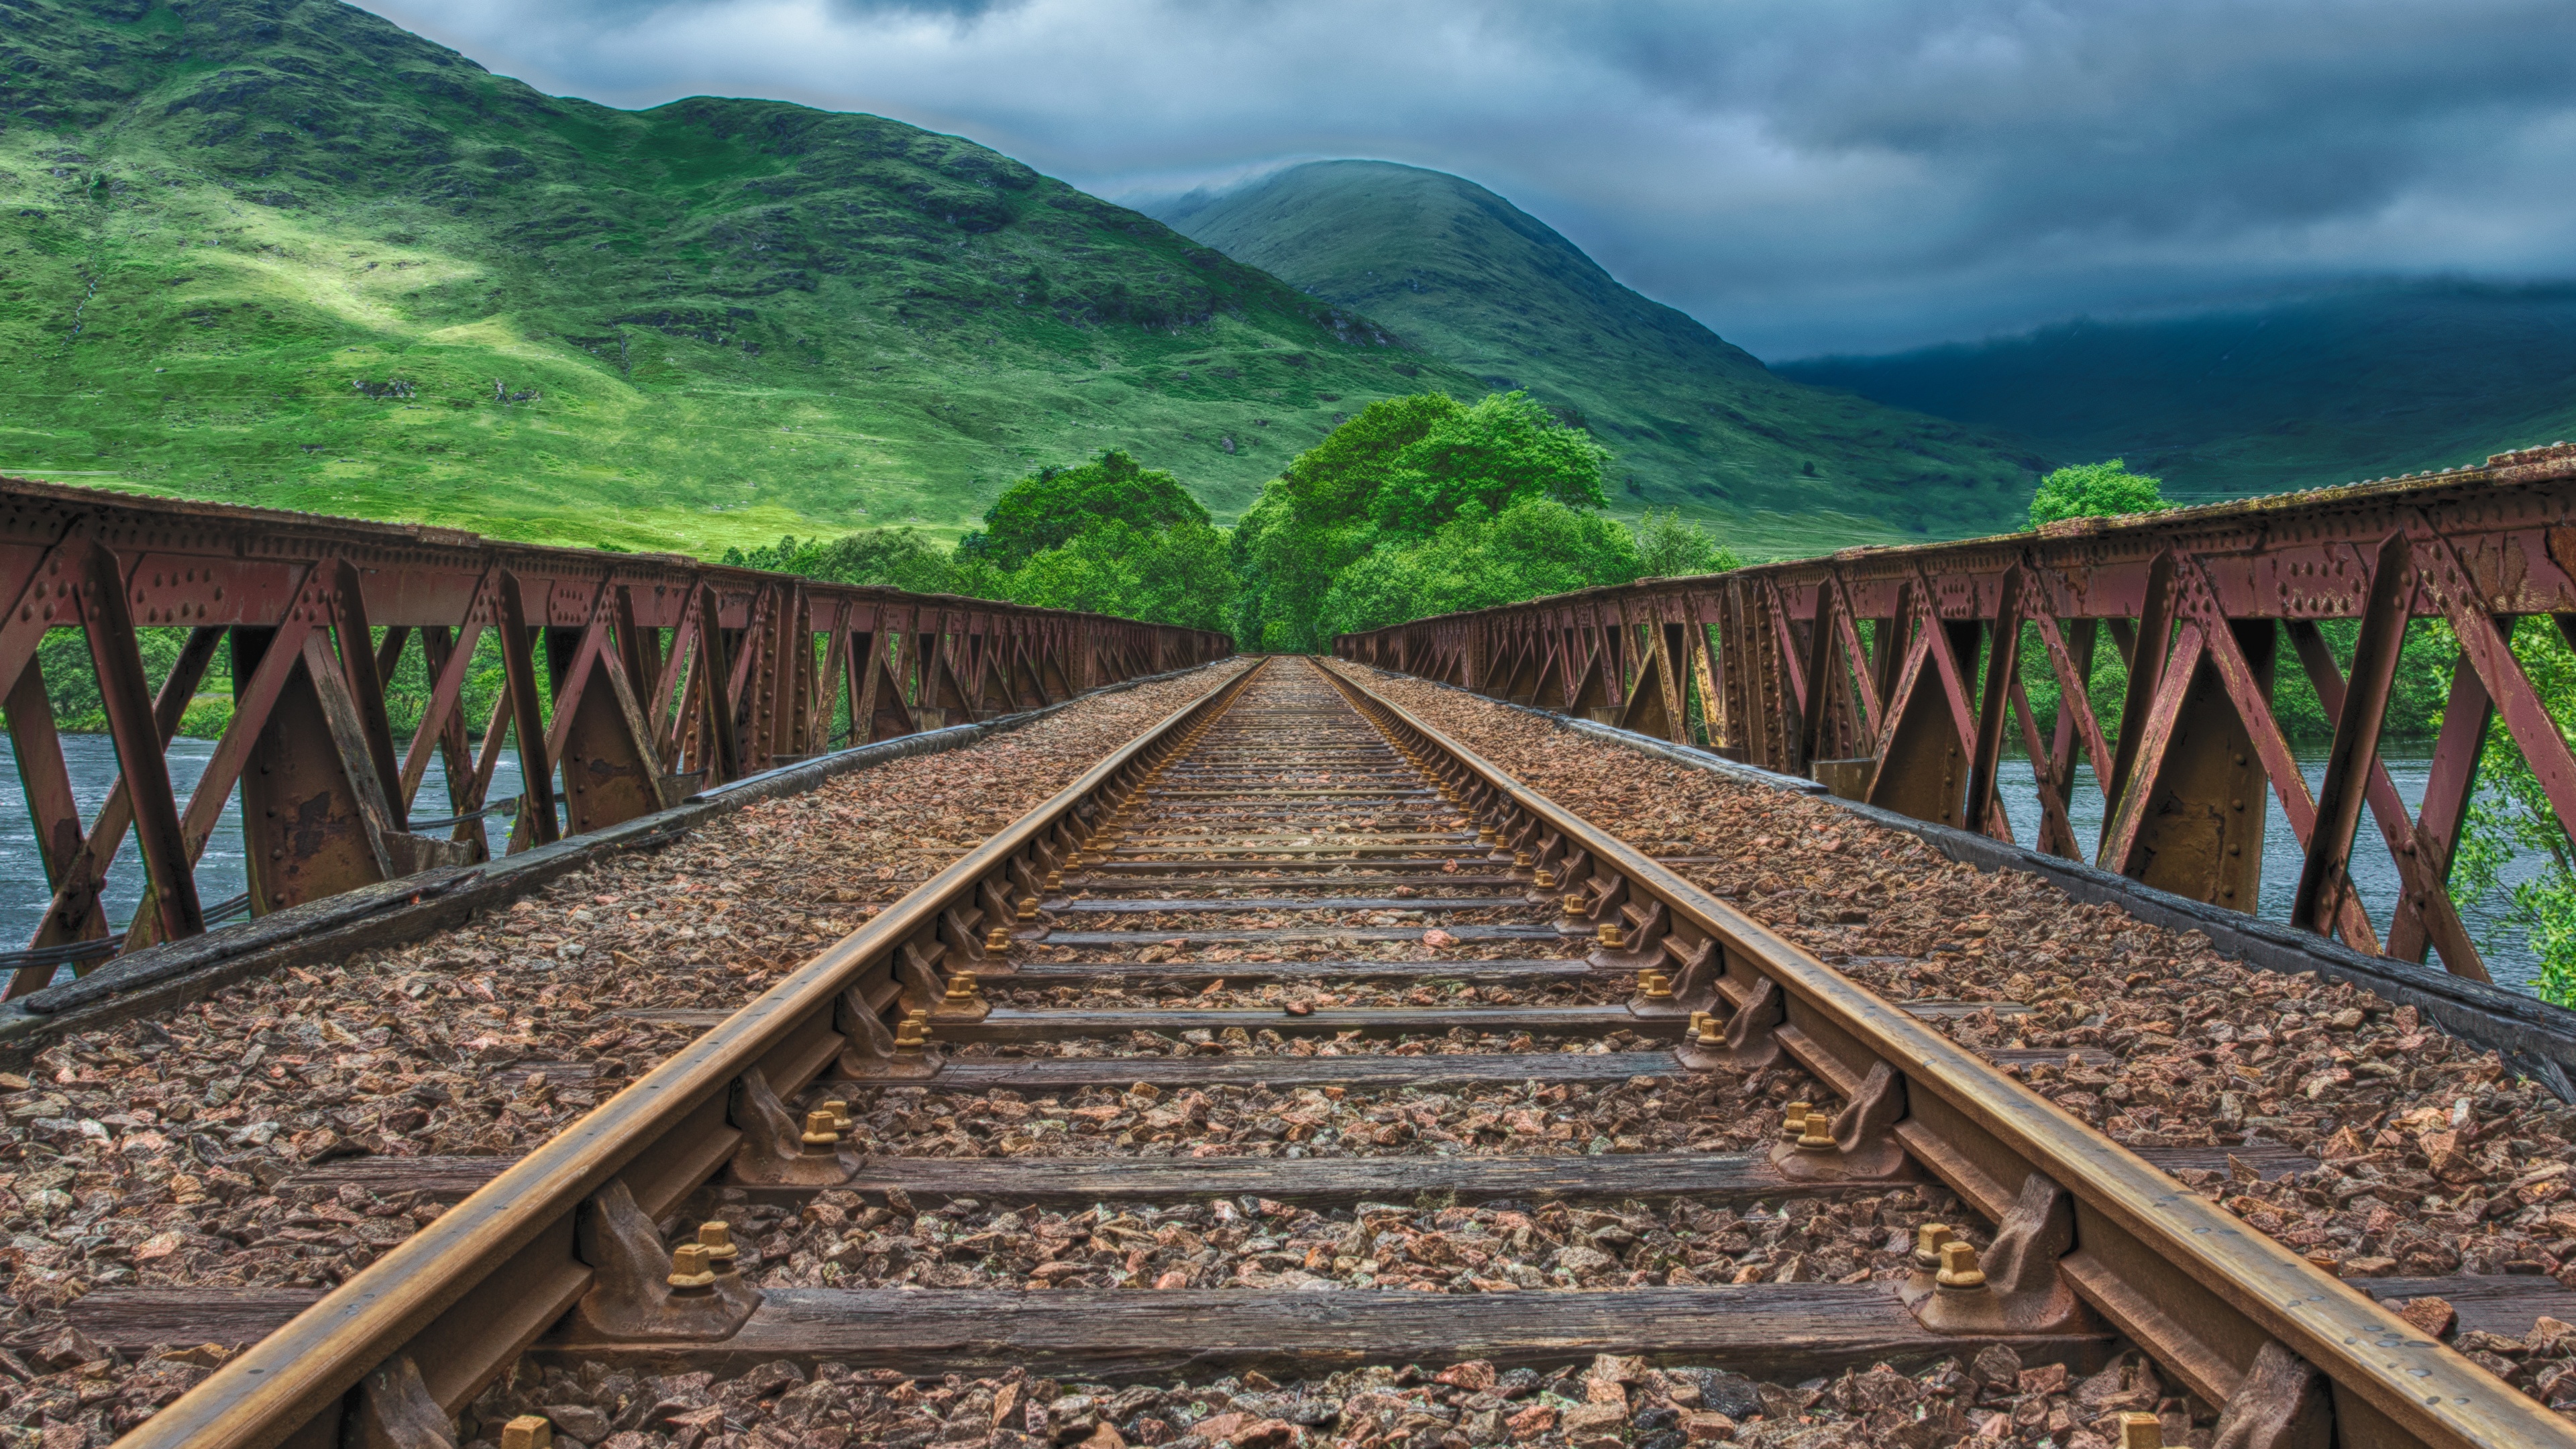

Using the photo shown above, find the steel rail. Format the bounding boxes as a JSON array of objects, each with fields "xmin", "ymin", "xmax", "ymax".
[
  {"xmin": 1316, "ymin": 657, "xmax": 2575, "ymax": 1449},
  {"xmin": 124, "ymin": 657, "xmax": 1269, "ymax": 1449},
  {"xmin": 1, "ymin": 476, "xmax": 1231, "ymax": 989},
  {"xmin": 1333, "ymin": 453, "xmax": 2576, "ymax": 990}
]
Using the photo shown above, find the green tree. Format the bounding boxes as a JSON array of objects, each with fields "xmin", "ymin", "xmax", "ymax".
[
  {"xmin": 1371, "ymin": 391, "xmax": 1612, "ymax": 539},
  {"xmin": 1629, "ymin": 508, "xmax": 1738, "ymax": 578},
  {"xmin": 724, "ymin": 470, "xmax": 1234, "ymax": 637},
  {"xmin": 1277, "ymin": 392, "xmax": 1464, "ymax": 522},
  {"xmin": 2027, "ymin": 458, "xmax": 2166, "ymax": 528},
  {"xmin": 1318, "ymin": 498, "xmax": 1641, "ymax": 638},
  {"xmin": 963, "ymin": 449, "xmax": 1209, "ymax": 569},
  {"xmin": 2448, "ymin": 619, "xmax": 2576, "ymax": 1002},
  {"xmin": 1230, "ymin": 394, "xmax": 1465, "ymax": 653},
  {"xmin": 1232, "ymin": 390, "xmax": 1617, "ymax": 649},
  {"xmin": 1004, "ymin": 519, "xmax": 1238, "ymax": 633}
]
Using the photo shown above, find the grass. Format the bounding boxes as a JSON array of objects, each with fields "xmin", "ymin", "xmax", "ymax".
[
  {"xmin": 1150, "ymin": 160, "xmax": 2049, "ymax": 543},
  {"xmin": 0, "ymin": 0, "xmax": 1495, "ymax": 555}
]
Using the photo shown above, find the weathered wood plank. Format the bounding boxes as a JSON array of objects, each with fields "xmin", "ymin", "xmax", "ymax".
[
  {"xmin": 82, "ymin": 1274, "xmax": 2549, "ymax": 1372},
  {"xmin": 1988, "ymin": 1047, "xmax": 2118, "ymax": 1070},
  {"xmin": 1041, "ymin": 926, "xmax": 1560, "ymax": 945},
  {"xmin": 69, "ymin": 1289, "xmax": 324, "ymax": 1354},
  {"xmin": 944, "ymin": 1007, "xmax": 1678, "ymax": 1044},
  {"xmin": 934, "ymin": 1051, "xmax": 1686, "ymax": 1091},
  {"xmin": 1098, "ymin": 848, "xmax": 1489, "ymax": 861},
  {"xmin": 1080, "ymin": 873, "xmax": 1521, "ymax": 888},
  {"xmin": 1014, "ymin": 958, "xmax": 1592, "ymax": 984},
  {"xmin": 284, "ymin": 1150, "xmax": 1812, "ymax": 1208},
  {"xmin": 1059, "ymin": 898, "xmax": 1517, "ymax": 914},
  {"xmin": 1143, "ymin": 784, "xmax": 1432, "ymax": 794},
  {"xmin": 845, "ymin": 1153, "xmax": 1803, "ymax": 1207},
  {"xmin": 535, "ymin": 1285, "xmax": 2110, "ymax": 1380},
  {"xmin": 282, "ymin": 1136, "xmax": 2309, "ymax": 1207},
  {"xmin": 2361, "ymin": 1275, "xmax": 2576, "ymax": 1339},
  {"xmin": 608, "ymin": 1005, "xmax": 1668, "ymax": 1041},
  {"xmin": 281, "ymin": 1157, "xmax": 521, "ymax": 1197},
  {"xmin": 1086, "ymin": 860, "xmax": 1478, "ymax": 875}
]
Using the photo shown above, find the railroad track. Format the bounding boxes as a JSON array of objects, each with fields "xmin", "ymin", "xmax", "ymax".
[{"xmin": 103, "ymin": 655, "xmax": 2574, "ymax": 1448}]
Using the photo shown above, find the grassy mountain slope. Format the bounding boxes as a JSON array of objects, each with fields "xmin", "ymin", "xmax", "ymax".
[
  {"xmin": 0, "ymin": 0, "xmax": 1474, "ymax": 553},
  {"xmin": 1149, "ymin": 160, "xmax": 2047, "ymax": 553},
  {"xmin": 1776, "ymin": 282, "xmax": 2576, "ymax": 504}
]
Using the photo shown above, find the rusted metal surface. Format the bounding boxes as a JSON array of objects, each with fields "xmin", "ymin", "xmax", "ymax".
[
  {"xmin": 0, "ymin": 478, "xmax": 1229, "ymax": 991},
  {"xmin": 1334, "ymin": 447, "xmax": 2576, "ymax": 982},
  {"xmin": 109, "ymin": 653, "xmax": 2576, "ymax": 1448},
  {"xmin": 1318, "ymin": 658, "xmax": 2576, "ymax": 1449},
  {"xmin": 117, "ymin": 658, "xmax": 1268, "ymax": 1449}
]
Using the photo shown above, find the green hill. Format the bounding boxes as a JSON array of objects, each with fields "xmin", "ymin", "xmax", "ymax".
[
  {"xmin": 1148, "ymin": 160, "xmax": 2047, "ymax": 553},
  {"xmin": 0, "ymin": 0, "xmax": 1480, "ymax": 553},
  {"xmin": 1776, "ymin": 282, "xmax": 2576, "ymax": 504}
]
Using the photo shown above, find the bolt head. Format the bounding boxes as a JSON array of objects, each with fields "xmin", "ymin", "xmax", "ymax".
[
  {"xmin": 1935, "ymin": 1240, "xmax": 1986, "ymax": 1291},
  {"xmin": 668, "ymin": 1242, "xmax": 717, "ymax": 1291}
]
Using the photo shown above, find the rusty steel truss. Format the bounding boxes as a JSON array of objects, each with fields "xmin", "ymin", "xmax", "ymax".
[
  {"xmin": 1336, "ymin": 443, "xmax": 2576, "ymax": 985},
  {"xmin": 0, "ymin": 478, "xmax": 1230, "ymax": 994}
]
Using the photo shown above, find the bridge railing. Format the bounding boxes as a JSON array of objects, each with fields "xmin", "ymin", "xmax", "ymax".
[
  {"xmin": 1335, "ymin": 443, "xmax": 2576, "ymax": 985},
  {"xmin": 0, "ymin": 478, "xmax": 1231, "ymax": 994}
]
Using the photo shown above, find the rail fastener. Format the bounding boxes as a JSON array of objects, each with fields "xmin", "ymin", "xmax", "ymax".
[{"xmin": 1318, "ymin": 656, "xmax": 2576, "ymax": 1449}]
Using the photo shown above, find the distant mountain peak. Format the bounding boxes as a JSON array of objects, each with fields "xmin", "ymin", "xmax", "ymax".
[{"xmin": 1146, "ymin": 159, "xmax": 2040, "ymax": 543}]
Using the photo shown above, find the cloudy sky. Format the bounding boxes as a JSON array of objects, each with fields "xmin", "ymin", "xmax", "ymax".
[{"xmin": 356, "ymin": 0, "xmax": 2576, "ymax": 358}]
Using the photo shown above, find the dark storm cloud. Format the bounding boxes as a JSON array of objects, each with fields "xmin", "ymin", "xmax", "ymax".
[{"xmin": 352, "ymin": 0, "xmax": 2576, "ymax": 356}]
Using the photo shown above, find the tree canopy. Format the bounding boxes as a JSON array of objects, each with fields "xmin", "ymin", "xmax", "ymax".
[
  {"xmin": 718, "ymin": 389, "xmax": 1727, "ymax": 656},
  {"xmin": 2027, "ymin": 458, "xmax": 2167, "ymax": 527},
  {"xmin": 1370, "ymin": 391, "xmax": 1613, "ymax": 538},
  {"xmin": 1232, "ymin": 390, "xmax": 1707, "ymax": 651},
  {"xmin": 727, "ymin": 527, "xmax": 961, "ymax": 594},
  {"xmin": 963, "ymin": 449, "xmax": 1210, "ymax": 569},
  {"xmin": 1318, "ymin": 498, "xmax": 1645, "ymax": 638}
]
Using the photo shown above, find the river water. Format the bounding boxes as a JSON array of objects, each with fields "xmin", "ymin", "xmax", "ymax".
[
  {"xmin": 0, "ymin": 733, "xmax": 523, "ymax": 979},
  {"xmin": 1992, "ymin": 741, "xmax": 2546, "ymax": 994},
  {"xmin": 0, "ymin": 731, "xmax": 2551, "ymax": 994}
]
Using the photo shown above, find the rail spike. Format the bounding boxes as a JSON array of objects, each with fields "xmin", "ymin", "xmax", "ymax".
[
  {"xmin": 725, "ymin": 1066, "xmax": 863, "ymax": 1185},
  {"xmin": 2208, "ymin": 1340, "xmax": 2332, "ymax": 1449},
  {"xmin": 342, "ymin": 1352, "xmax": 455, "ymax": 1449},
  {"xmin": 1902, "ymin": 1170, "xmax": 2088, "ymax": 1336},
  {"xmin": 831, "ymin": 984, "xmax": 941, "ymax": 1079},
  {"xmin": 1675, "ymin": 972, "xmax": 1782, "ymax": 1071},
  {"xmin": 564, "ymin": 1179, "xmax": 760, "ymax": 1342},
  {"xmin": 1591, "ymin": 898, "xmax": 1672, "ymax": 975},
  {"xmin": 1769, "ymin": 1059, "xmax": 1915, "ymax": 1184}
]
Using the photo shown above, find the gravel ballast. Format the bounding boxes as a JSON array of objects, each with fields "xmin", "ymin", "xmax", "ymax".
[{"xmin": 0, "ymin": 664, "xmax": 1244, "ymax": 1442}]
